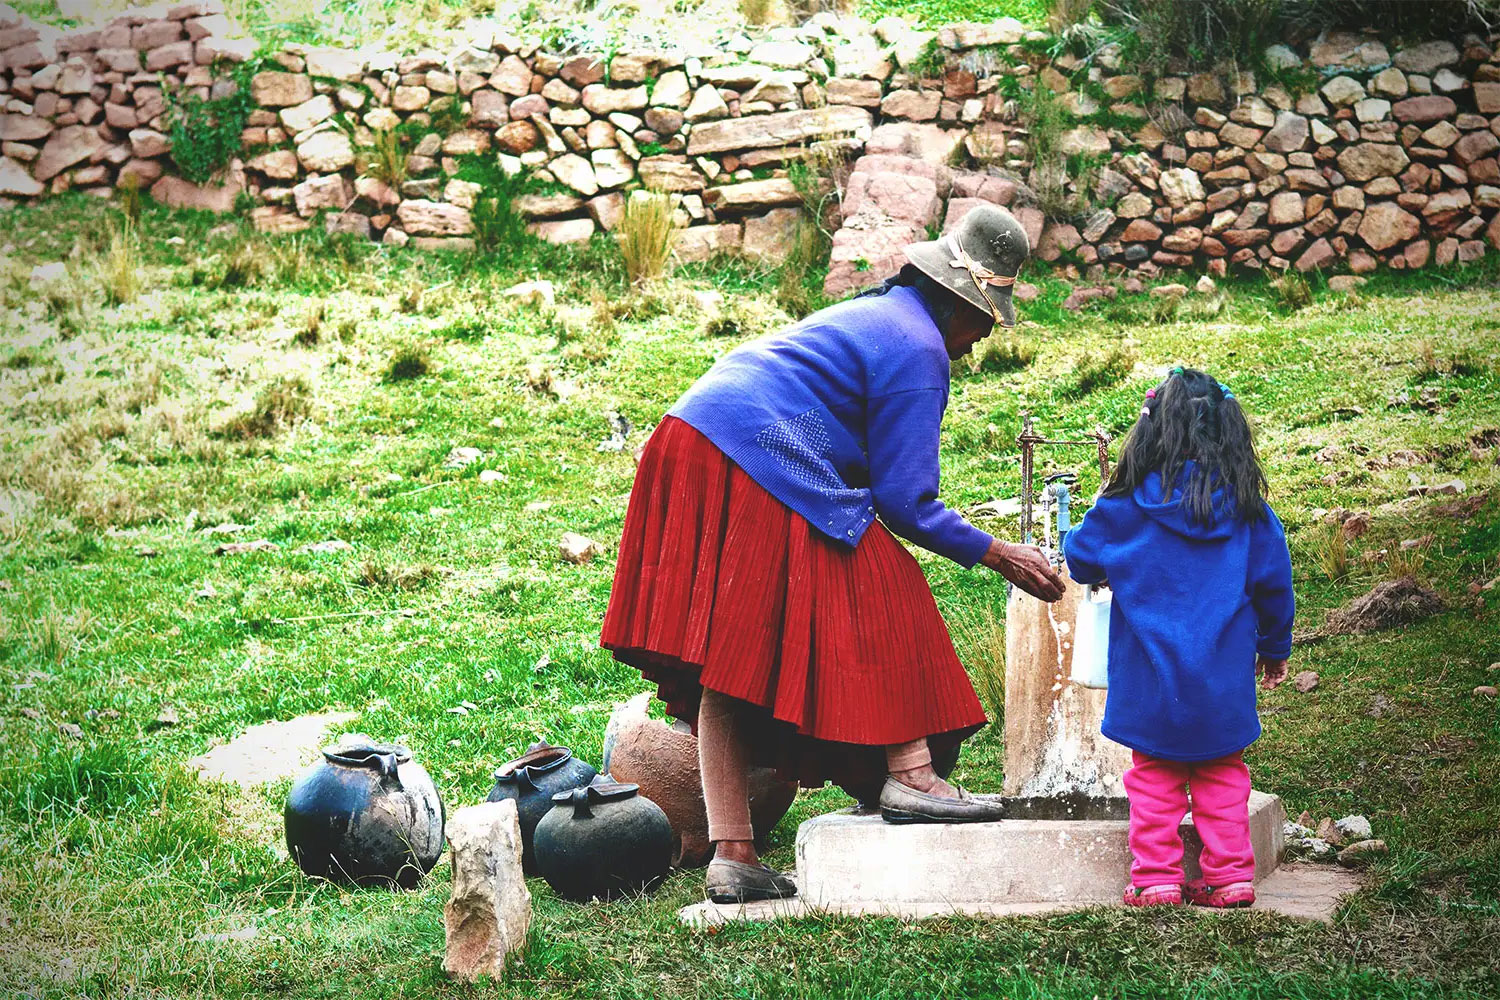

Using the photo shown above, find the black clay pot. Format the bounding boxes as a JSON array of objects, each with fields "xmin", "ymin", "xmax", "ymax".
[
  {"xmin": 532, "ymin": 780, "xmax": 673, "ymax": 902},
  {"xmin": 487, "ymin": 741, "xmax": 598, "ymax": 873},
  {"xmin": 284, "ymin": 743, "xmax": 444, "ymax": 888}
]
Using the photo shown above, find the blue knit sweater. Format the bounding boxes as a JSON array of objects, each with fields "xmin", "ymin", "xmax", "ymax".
[
  {"xmin": 1062, "ymin": 464, "xmax": 1295, "ymax": 762},
  {"xmin": 669, "ymin": 285, "xmax": 994, "ymax": 567}
]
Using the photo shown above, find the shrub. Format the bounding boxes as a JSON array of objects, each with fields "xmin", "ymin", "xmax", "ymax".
[
  {"xmin": 164, "ymin": 61, "xmax": 256, "ymax": 184},
  {"xmin": 618, "ymin": 190, "xmax": 678, "ymax": 285},
  {"xmin": 384, "ymin": 342, "xmax": 431, "ymax": 382},
  {"xmin": 216, "ymin": 374, "xmax": 313, "ymax": 439},
  {"xmin": 356, "ymin": 126, "xmax": 415, "ymax": 189},
  {"xmin": 1068, "ymin": 342, "xmax": 1136, "ymax": 396}
]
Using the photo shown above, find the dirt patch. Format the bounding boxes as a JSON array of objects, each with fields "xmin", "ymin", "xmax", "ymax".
[
  {"xmin": 188, "ymin": 711, "xmax": 359, "ymax": 788},
  {"xmin": 1313, "ymin": 577, "xmax": 1448, "ymax": 640}
]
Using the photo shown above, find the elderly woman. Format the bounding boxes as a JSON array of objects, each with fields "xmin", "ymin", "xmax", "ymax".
[{"xmin": 600, "ymin": 205, "xmax": 1064, "ymax": 903}]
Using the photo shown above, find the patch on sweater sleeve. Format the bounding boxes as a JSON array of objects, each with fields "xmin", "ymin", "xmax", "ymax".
[{"xmin": 755, "ymin": 410, "xmax": 869, "ymax": 524}]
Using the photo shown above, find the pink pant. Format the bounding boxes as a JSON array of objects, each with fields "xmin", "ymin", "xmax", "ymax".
[{"xmin": 1122, "ymin": 750, "xmax": 1255, "ymax": 888}]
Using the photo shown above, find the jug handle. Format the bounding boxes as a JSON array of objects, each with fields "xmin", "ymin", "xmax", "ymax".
[
  {"xmin": 570, "ymin": 786, "xmax": 593, "ymax": 819},
  {"xmin": 375, "ymin": 752, "xmax": 404, "ymax": 790},
  {"xmin": 514, "ymin": 767, "xmax": 537, "ymax": 793}
]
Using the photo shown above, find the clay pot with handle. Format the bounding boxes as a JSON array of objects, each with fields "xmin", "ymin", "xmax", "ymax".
[
  {"xmin": 284, "ymin": 742, "xmax": 445, "ymax": 888},
  {"xmin": 487, "ymin": 741, "xmax": 598, "ymax": 872},
  {"xmin": 602, "ymin": 692, "xmax": 798, "ymax": 867},
  {"xmin": 532, "ymin": 779, "xmax": 673, "ymax": 901}
]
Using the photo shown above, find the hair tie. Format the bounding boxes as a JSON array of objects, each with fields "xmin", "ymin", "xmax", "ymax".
[
  {"xmin": 1171, "ymin": 366, "xmax": 1184, "ymax": 375},
  {"xmin": 1217, "ymin": 381, "xmax": 1234, "ymax": 400}
]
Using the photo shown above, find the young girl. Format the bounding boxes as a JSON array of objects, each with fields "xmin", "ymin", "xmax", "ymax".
[{"xmin": 1063, "ymin": 367, "xmax": 1294, "ymax": 909}]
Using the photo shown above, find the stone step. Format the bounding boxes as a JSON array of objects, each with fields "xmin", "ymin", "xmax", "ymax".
[{"xmin": 793, "ymin": 791, "xmax": 1284, "ymax": 912}]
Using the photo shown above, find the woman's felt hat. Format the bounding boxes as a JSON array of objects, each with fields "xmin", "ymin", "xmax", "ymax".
[{"xmin": 902, "ymin": 205, "xmax": 1030, "ymax": 327}]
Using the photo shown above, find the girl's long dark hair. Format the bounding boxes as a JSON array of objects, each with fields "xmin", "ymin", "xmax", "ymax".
[
  {"xmin": 1103, "ymin": 367, "xmax": 1268, "ymax": 523},
  {"xmin": 857, "ymin": 264, "xmax": 964, "ymax": 330}
]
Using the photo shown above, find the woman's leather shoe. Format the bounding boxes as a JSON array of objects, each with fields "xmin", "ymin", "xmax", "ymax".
[
  {"xmin": 878, "ymin": 776, "xmax": 1006, "ymax": 824},
  {"xmin": 705, "ymin": 858, "xmax": 798, "ymax": 903}
]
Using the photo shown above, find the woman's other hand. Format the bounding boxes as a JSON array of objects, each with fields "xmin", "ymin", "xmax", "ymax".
[
  {"xmin": 982, "ymin": 540, "xmax": 1066, "ymax": 602},
  {"xmin": 1257, "ymin": 656, "xmax": 1289, "ymax": 690}
]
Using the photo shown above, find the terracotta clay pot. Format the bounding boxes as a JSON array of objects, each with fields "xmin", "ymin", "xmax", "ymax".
[
  {"xmin": 602, "ymin": 692, "xmax": 798, "ymax": 868},
  {"xmin": 532, "ymin": 780, "xmax": 673, "ymax": 901},
  {"xmin": 284, "ymin": 742, "xmax": 444, "ymax": 888},
  {"xmin": 487, "ymin": 741, "xmax": 598, "ymax": 873}
]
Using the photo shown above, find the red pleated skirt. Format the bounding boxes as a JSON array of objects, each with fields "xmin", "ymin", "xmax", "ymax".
[{"xmin": 600, "ymin": 416, "xmax": 987, "ymax": 791}]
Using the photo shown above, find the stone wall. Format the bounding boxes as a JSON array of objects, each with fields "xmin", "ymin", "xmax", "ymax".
[{"xmin": 2, "ymin": 2, "xmax": 1499, "ymax": 292}]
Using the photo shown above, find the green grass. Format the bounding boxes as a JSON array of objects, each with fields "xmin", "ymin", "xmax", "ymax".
[
  {"xmin": 857, "ymin": 0, "xmax": 1048, "ymax": 27},
  {"xmin": 1, "ymin": 193, "xmax": 1499, "ymax": 999}
]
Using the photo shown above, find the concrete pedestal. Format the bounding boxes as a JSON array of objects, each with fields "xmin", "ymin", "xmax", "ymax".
[
  {"xmin": 794, "ymin": 791, "xmax": 1283, "ymax": 911},
  {"xmin": 678, "ymin": 792, "xmax": 1296, "ymax": 926}
]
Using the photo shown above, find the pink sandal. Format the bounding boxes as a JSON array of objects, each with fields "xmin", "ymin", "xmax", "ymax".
[
  {"xmin": 1185, "ymin": 879, "xmax": 1255, "ymax": 908},
  {"xmin": 1123, "ymin": 884, "xmax": 1183, "ymax": 907}
]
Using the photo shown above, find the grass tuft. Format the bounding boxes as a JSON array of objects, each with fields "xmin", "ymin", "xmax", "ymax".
[
  {"xmin": 216, "ymin": 374, "xmax": 313, "ymax": 439},
  {"xmin": 384, "ymin": 341, "xmax": 432, "ymax": 382},
  {"xmin": 1067, "ymin": 341, "xmax": 1136, "ymax": 396},
  {"xmin": 618, "ymin": 189, "xmax": 678, "ymax": 286}
]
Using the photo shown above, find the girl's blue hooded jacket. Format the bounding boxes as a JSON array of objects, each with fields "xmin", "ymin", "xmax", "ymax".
[{"xmin": 1062, "ymin": 463, "xmax": 1295, "ymax": 762}]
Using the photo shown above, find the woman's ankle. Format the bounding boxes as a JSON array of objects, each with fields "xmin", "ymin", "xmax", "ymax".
[
  {"xmin": 889, "ymin": 764, "xmax": 955, "ymax": 797},
  {"xmin": 713, "ymin": 840, "xmax": 759, "ymax": 864}
]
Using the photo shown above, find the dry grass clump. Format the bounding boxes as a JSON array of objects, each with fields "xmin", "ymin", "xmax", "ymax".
[
  {"xmin": 30, "ymin": 602, "xmax": 96, "ymax": 666},
  {"xmin": 1274, "ymin": 271, "xmax": 1313, "ymax": 312},
  {"xmin": 355, "ymin": 560, "xmax": 442, "ymax": 591},
  {"xmin": 1068, "ymin": 342, "xmax": 1137, "ymax": 397},
  {"xmin": 357, "ymin": 127, "xmax": 410, "ymax": 189},
  {"xmin": 384, "ymin": 342, "xmax": 431, "ymax": 382},
  {"xmin": 1315, "ymin": 521, "xmax": 1350, "ymax": 581},
  {"xmin": 99, "ymin": 218, "xmax": 144, "ymax": 307},
  {"xmin": 618, "ymin": 190, "xmax": 678, "ymax": 285},
  {"xmin": 294, "ymin": 302, "xmax": 325, "ymax": 347},
  {"xmin": 700, "ymin": 295, "xmax": 786, "ymax": 340},
  {"xmin": 974, "ymin": 337, "xmax": 1038, "ymax": 374},
  {"xmin": 216, "ymin": 374, "xmax": 313, "ymax": 439}
]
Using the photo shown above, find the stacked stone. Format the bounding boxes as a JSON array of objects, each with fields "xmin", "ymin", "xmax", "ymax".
[
  {"xmin": 827, "ymin": 25, "xmax": 1500, "ymax": 297},
  {"xmin": 4, "ymin": 6, "xmax": 1500, "ymax": 280},
  {"xmin": 0, "ymin": 1, "xmax": 254, "ymax": 203}
]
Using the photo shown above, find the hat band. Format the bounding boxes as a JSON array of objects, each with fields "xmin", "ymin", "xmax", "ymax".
[{"xmin": 944, "ymin": 234, "xmax": 1017, "ymax": 321}]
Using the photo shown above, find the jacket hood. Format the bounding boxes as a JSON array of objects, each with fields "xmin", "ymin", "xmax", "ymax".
[{"xmin": 1133, "ymin": 461, "xmax": 1236, "ymax": 541}]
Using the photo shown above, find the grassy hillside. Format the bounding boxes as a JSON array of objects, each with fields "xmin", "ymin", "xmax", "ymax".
[{"xmin": 0, "ymin": 194, "xmax": 1497, "ymax": 998}]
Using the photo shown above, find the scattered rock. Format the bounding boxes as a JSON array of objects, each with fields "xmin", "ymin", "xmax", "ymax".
[
  {"xmin": 443, "ymin": 800, "xmax": 531, "ymax": 981},
  {"xmin": 151, "ymin": 706, "xmax": 180, "ymax": 729},
  {"xmin": 597, "ymin": 411, "xmax": 631, "ymax": 453},
  {"xmin": 1337, "ymin": 838, "xmax": 1387, "ymax": 868},
  {"xmin": 503, "ymin": 280, "xmax": 555, "ymax": 308},
  {"xmin": 214, "ymin": 539, "xmax": 278, "ymax": 556},
  {"xmin": 1315, "ymin": 816, "xmax": 1343, "ymax": 845},
  {"xmin": 1336, "ymin": 815, "xmax": 1373, "ymax": 842},
  {"xmin": 479, "ymin": 470, "xmax": 505, "ymax": 484},
  {"xmin": 297, "ymin": 539, "xmax": 353, "ymax": 555},
  {"xmin": 559, "ymin": 532, "xmax": 601, "ymax": 564},
  {"xmin": 1293, "ymin": 670, "xmax": 1320, "ymax": 692},
  {"xmin": 444, "ymin": 447, "xmax": 483, "ymax": 468},
  {"xmin": 1475, "ymin": 685, "xmax": 1498, "ymax": 698},
  {"xmin": 59, "ymin": 723, "xmax": 83, "ymax": 739}
]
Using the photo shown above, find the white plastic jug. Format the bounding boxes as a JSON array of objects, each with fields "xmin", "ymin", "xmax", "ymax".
[{"xmin": 1070, "ymin": 584, "xmax": 1111, "ymax": 689}]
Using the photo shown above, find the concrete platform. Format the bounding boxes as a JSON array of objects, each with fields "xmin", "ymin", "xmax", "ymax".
[
  {"xmin": 678, "ymin": 864, "xmax": 1360, "ymax": 928},
  {"xmin": 796, "ymin": 791, "xmax": 1284, "ymax": 910}
]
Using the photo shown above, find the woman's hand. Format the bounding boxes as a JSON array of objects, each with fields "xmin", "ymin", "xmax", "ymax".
[
  {"xmin": 981, "ymin": 539, "xmax": 1066, "ymax": 602},
  {"xmin": 1258, "ymin": 657, "xmax": 1289, "ymax": 690}
]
